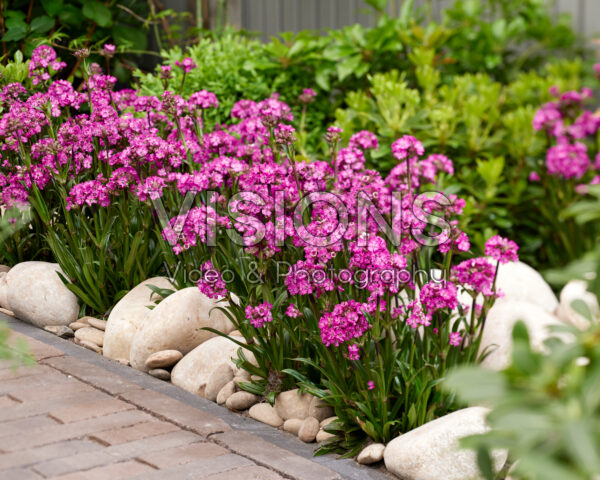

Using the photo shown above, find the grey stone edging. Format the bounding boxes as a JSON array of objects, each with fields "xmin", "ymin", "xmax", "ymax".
[{"xmin": 1, "ymin": 311, "xmax": 394, "ymax": 480}]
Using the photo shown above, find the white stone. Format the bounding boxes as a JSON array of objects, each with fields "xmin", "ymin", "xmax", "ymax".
[
  {"xmin": 357, "ymin": 443, "xmax": 385, "ymax": 465},
  {"xmin": 384, "ymin": 407, "xmax": 507, "ymax": 480},
  {"xmin": 557, "ymin": 280, "xmax": 599, "ymax": 330},
  {"xmin": 0, "ymin": 272, "xmax": 10, "ymax": 311},
  {"xmin": 170, "ymin": 335, "xmax": 244, "ymax": 396},
  {"xmin": 248, "ymin": 403, "xmax": 283, "ymax": 427},
  {"xmin": 79, "ymin": 340, "xmax": 102, "ymax": 354},
  {"xmin": 69, "ymin": 322, "xmax": 88, "ymax": 331},
  {"xmin": 129, "ymin": 287, "xmax": 235, "ymax": 371},
  {"xmin": 145, "ymin": 350, "xmax": 183, "ymax": 369},
  {"xmin": 308, "ymin": 396, "xmax": 334, "ymax": 422},
  {"xmin": 298, "ymin": 417, "xmax": 320, "ymax": 443},
  {"xmin": 74, "ymin": 327, "xmax": 104, "ymax": 347},
  {"xmin": 226, "ymin": 391, "xmax": 259, "ymax": 411},
  {"xmin": 274, "ymin": 389, "xmax": 313, "ymax": 421},
  {"xmin": 205, "ymin": 364, "xmax": 234, "ymax": 402},
  {"xmin": 216, "ymin": 381, "xmax": 236, "ymax": 405},
  {"xmin": 480, "ymin": 299, "xmax": 566, "ymax": 370},
  {"xmin": 316, "ymin": 429, "xmax": 335, "ymax": 443},
  {"xmin": 5, "ymin": 262, "xmax": 79, "ymax": 327},
  {"xmin": 320, "ymin": 416, "xmax": 338, "ymax": 427},
  {"xmin": 43, "ymin": 325, "xmax": 74, "ymax": 338},
  {"xmin": 148, "ymin": 369, "xmax": 171, "ymax": 381},
  {"xmin": 283, "ymin": 418, "xmax": 303, "ymax": 436},
  {"xmin": 87, "ymin": 318, "xmax": 107, "ymax": 331},
  {"xmin": 103, "ymin": 277, "xmax": 173, "ymax": 362},
  {"xmin": 494, "ymin": 261, "xmax": 558, "ymax": 313}
]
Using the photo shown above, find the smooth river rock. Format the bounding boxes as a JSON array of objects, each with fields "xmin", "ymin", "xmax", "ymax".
[
  {"xmin": 216, "ymin": 381, "xmax": 236, "ymax": 405},
  {"xmin": 248, "ymin": 403, "xmax": 283, "ymax": 427},
  {"xmin": 148, "ymin": 369, "xmax": 171, "ymax": 381},
  {"xmin": 226, "ymin": 391, "xmax": 259, "ymax": 411},
  {"xmin": 129, "ymin": 287, "xmax": 235, "ymax": 371},
  {"xmin": 44, "ymin": 325, "xmax": 74, "ymax": 338},
  {"xmin": 5, "ymin": 262, "xmax": 79, "ymax": 327},
  {"xmin": 557, "ymin": 279, "xmax": 599, "ymax": 330},
  {"xmin": 384, "ymin": 407, "xmax": 507, "ymax": 480},
  {"xmin": 274, "ymin": 389, "xmax": 313, "ymax": 421},
  {"xmin": 103, "ymin": 277, "xmax": 173, "ymax": 362},
  {"xmin": 494, "ymin": 260, "xmax": 558, "ymax": 313},
  {"xmin": 357, "ymin": 443, "xmax": 386, "ymax": 465},
  {"xmin": 479, "ymin": 299, "xmax": 566, "ymax": 370},
  {"xmin": 87, "ymin": 318, "xmax": 107, "ymax": 331},
  {"xmin": 145, "ymin": 350, "xmax": 183, "ymax": 369},
  {"xmin": 0, "ymin": 272, "xmax": 10, "ymax": 310},
  {"xmin": 204, "ymin": 364, "xmax": 234, "ymax": 402},
  {"xmin": 74, "ymin": 327, "xmax": 104, "ymax": 347},
  {"xmin": 170, "ymin": 335, "xmax": 244, "ymax": 396},
  {"xmin": 298, "ymin": 417, "xmax": 320, "ymax": 443}
]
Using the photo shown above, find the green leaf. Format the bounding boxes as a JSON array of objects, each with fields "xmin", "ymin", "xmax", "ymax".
[
  {"xmin": 476, "ymin": 446, "xmax": 496, "ymax": 480},
  {"xmin": 82, "ymin": 1, "xmax": 113, "ymax": 28},
  {"xmin": 31, "ymin": 16, "xmax": 55, "ymax": 34},
  {"xmin": 570, "ymin": 299, "xmax": 593, "ymax": 323},
  {"xmin": 336, "ymin": 55, "xmax": 362, "ymax": 82},
  {"xmin": 444, "ymin": 366, "xmax": 506, "ymax": 404},
  {"xmin": 58, "ymin": 5, "xmax": 80, "ymax": 25},
  {"xmin": 41, "ymin": 0, "xmax": 64, "ymax": 17},
  {"xmin": 2, "ymin": 27, "xmax": 26, "ymax": 43}
]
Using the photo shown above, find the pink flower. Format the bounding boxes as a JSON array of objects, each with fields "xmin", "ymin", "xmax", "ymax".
[
  {"xmin": 349, "ymin": 130, "xmax": 378, "ymax": 151},
  {"xmin": 319, "ymin": 300, "xmax": 370, "ymax": 347},
  {"xmin": 347, "ymin": 343, "xmax": 360, "ymax": 361},
  {"xmin": 367, "ymin": 380, "xmax": 375, "ymax": 390},
  {"xmin": 449, "ymin": 332, "xmax": 462, "ymax": 347},
  {"xmin": 485, "ymin": 235, "xmax": 519, "ymax": 264},
  {"xmin": 245, "ymin": 302, "xmax": 273, "ymax": 328},
  {"xmin": 528, "ymin": 171, "xmax": 540, "ymax": 182},
  {"xmin": 196, "ymin": 261, "xmax": 227, "ymax": 299},
  {"xmin": 285, "ymin": 303, "xmax": 302, "ymax": 318},
  {"xmin": 175, "ymin": 57, "xmax": 197, "ymax": 73},
  {"xmin": 452, "ymin": 258, "xmax": 495, "ymax": 296},
  {"xmin": 420, "ymin": 281, "xmax": 458, "ymax": 312},
  {"xmin": 391, "ymin": 135, "xmax": 424, "ymax": 161}
]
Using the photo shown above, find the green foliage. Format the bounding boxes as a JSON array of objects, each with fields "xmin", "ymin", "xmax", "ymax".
[
  {"xmin": 0, "ymin": 322, "xmax": 35, "ymax": 368},
  {"xmin": 336, "ymin": 58, "xmax": 586, "ymax": 265},
  {"xmin": 445, "ymin": 308, "xmax": 600, "ymax": 480}
]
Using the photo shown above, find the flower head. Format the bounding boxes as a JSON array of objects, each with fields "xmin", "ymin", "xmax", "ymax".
[
  {"xmin": 245, "ymin": 302, "xmax": 273, "ymax": 328},
  {"xmin": 485, "ymin": 235, "xmax": 519, "ymax": 264}
]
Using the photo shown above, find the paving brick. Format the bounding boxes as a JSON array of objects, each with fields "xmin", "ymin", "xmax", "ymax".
[
  {"xmin": 0, "ymin": 395, "xmax": 20, "ymax": 409},
  {"xmin": 8, "ymin": 331, "xmax": 64, "ymax": 361},
  {"xmin": 135, "ymin": 441, "xmax": 229, "ymax": 469},
  {"xmin": 8, "ymin": 381, "xmax": 94, "ymax": 403},
  {"xmin": 89, "ymin": 420, "xmax": 180, "ymax": 446},
  {"xmin": 0, "ymin": 390, "xmax": 110, "ymax": 422},
  {"xmin": 129, "ymin": 454, "xmax": 255, "ymax": 480},
  {"xmin": 0, "ymin": 410, "xmax": 152, "ymax": 452},
  {"xmin": 203, "ymin": 466, "xmax": 285, "ymax": 480},
  {"xmin": 0, "ymin": 414, "xmax": 59, "ymax": 436},
  {"xmin": 0, "ymin": 468, "xmax": 43, "ymax": 480},
  {"xmin": 46, "ymin": 460, "xmax": 155, "ymax": 480},
  {"xmin": 119, "ymin": 390, "xmax": 231, "ymax": 437},
  {"xmin": 0, "ymin": 364, "xmax": 49, "ymax": 381},
  {"xmin": 42, "ymin": 357, "xmax": 143, "ymax": 396},
  {"xmin": 0, "ymin": 370, "xmax": 76, "ymax": 396},
  {"xmin": 49, "ymin": 398, "xmax": 135, "ymax": 424},
  {"xmin": 33, "ymin": 431, "xmax": 201, "ymax": 477},
  {"xmin": 212, "ymin": 431, "xmax": 342, "ymax": 480},
  {"xmin": 0, "ymin": 439, "xmax": 102, "ymax": 470}
]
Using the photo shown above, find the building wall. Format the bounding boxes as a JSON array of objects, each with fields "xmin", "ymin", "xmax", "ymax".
[{"xmin": 238, "ymin": 0, "xmax": 599, "ymax": 40}]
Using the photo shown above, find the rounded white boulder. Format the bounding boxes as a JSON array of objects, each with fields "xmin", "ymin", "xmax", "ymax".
[
  {"xmin": 5, "ymin": 262, "xmax": 79, "ymax": 327},
  {"xmin": 384, "ymin": 407, "xmax": 507, "ymax": 480},
  {"xmin": 103, "ymin": 277, "xmax": 173, "ymax": 362},
  {"xmin": 170, "ymin": 334, "xmax": 244, "ymax": 396},
  {"xmin": 479, "ymin": 299, "xmax": 566, "ymax": 370},
  {"xmin": 129, "ymin": 287, "xmax": 235, "ymax": 371},
  {"xmin": 495, "ymin": 261, "xmax": 558, "ymax": 313},
  {"xmin": 557, "ymin": 280, "xmax": 599, "ymax": 330},
  {"xmin": 0, "ymin": 271, "xmax": 10, "ymax": 311}
]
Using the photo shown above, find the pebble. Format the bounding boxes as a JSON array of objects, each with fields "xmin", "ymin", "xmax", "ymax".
[
  {"xmin": 298, "ymin": 416, "xmax": 320, "ymax": 443},
  {"xmin": 226, "ymin": 391, "xmax": 259, "ymax": 411},
  {"xmin": 0, "ymin": 308, "xmax": 14, "ymax": 317},
  {"xmin": 274, "ymin": 389, "xmax": 312, "ymax": 421},
  {"xmin": 74, "ymin": 327, "xmax": 104, "ymax": 347},
  {"xmin": 87, "ymin": 318, "xmax": 107, "ymax": 331},
  {"xmin": 148, "ymin": 369, "xmax": 171, "ymax": 381},
  {"xmin": 316, "ymin": 429, "xmax": 336, "ymax": 443},
  {"xmin": 248, "ymin": 403, "xmax": 284, "ymax": 427},
  {"xmin": 320, "ymin": 416, "xmax": 338, "ymax": 427},
  {"xmin": 357, "ymin": 443, "xmax": 386, "ymax": 465},
  {"xmin": 216, "ymin": 381, "xmax": 236, "ymax": 405},
  {"xmin": 283, "ymin": 418, "xmax": 303, "ymax": 436},
  {"xmin": 43, "ymin": 325, "xmax": 74, "ymax": 338},
  {"xmin": 69, "ymin": 322, "xmax": 88, "ymax": 331},
  {"xmin": 144, "ymin": 349, "xmax": 183, "ymax": 369},
  {"xmin": 79, "ymin": 340, "xmax": 102, "ymax": 354}
]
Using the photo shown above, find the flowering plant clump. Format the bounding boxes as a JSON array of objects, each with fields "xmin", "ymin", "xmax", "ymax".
[
  {"xmin": 531, "ymin": 79, "xmax": 600, "ymax": 265},
  {"xmin": 1, "ymin": 46, "xmax": 517, "ymax": 453}
]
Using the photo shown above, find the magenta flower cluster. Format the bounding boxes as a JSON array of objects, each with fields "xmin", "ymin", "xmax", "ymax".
[{"xmin": 245, "ymin": 302, "xmax": 274, "ymax": 328}]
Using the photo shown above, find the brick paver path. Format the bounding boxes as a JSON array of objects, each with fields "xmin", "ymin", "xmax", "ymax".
[{"xmin": 0, "ymin": 329, "xmax": 345, "ymax": 480}]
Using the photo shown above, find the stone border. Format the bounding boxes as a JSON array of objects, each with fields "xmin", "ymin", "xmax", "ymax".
[{"xmin": 1, "ymin": 311, "xmax": 393, "ymax": 480}]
